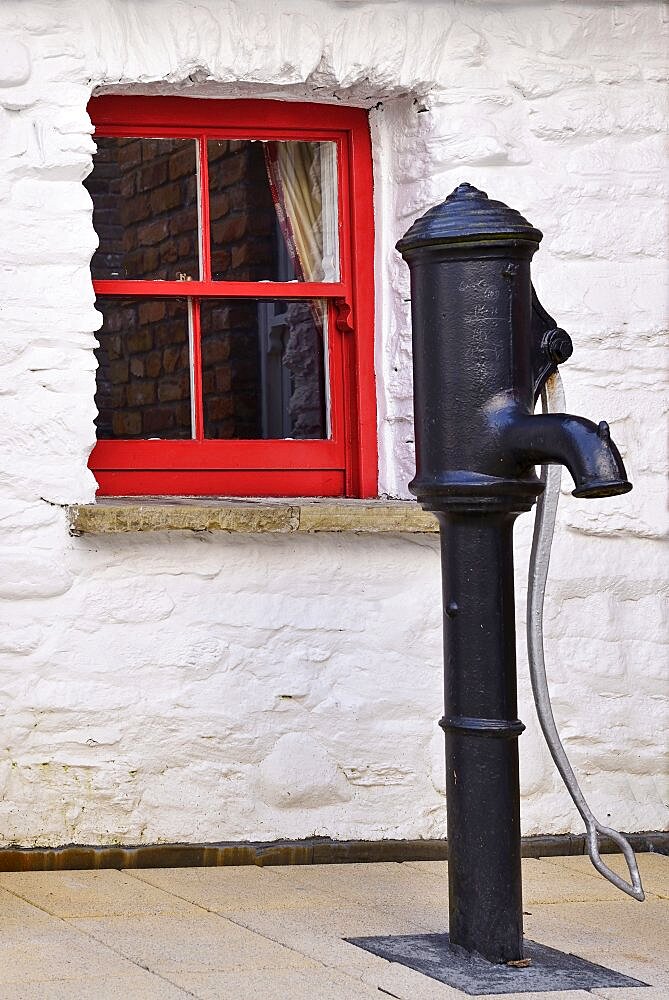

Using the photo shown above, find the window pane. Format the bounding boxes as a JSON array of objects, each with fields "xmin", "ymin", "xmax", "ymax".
[
  {"xmin": 201, "ymin": 299, "xmax": 327, "ymax": 439},
  {"xmin": 95, "ymin": 297, "xmax": 193, "ymax": 439},
  {"xmin": 85, "ymin": 137, "xmax": 200, "ymax": 280},
  {"xmin": 208, "ymin": 141, "xmax": 339, "ymax": 282}
]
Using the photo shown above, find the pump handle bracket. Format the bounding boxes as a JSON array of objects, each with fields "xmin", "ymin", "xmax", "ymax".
[{"xmin": 531, "ymin": 287, "xmax": 573, "ymax": 402}]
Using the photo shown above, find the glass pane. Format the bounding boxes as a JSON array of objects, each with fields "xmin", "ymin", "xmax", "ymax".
[
  {"xmin": 208, "ymin": 140, "xmax": 339, "ymax": 282},
  {"xmin": 201, "ymin": 299, "xmax": 327, "ymax": 439},
  {"xmin": 95, "ymin": 297, "xmax": 192, "ymax": 439},
  {"xmin": 85, "ymin": 137, "xmax": 200, "ymax": 280}
]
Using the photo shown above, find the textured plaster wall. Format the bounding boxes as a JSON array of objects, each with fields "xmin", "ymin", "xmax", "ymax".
[{"xmin": 0, "ymin": 0, "xmax": 667, "ymax": 846}]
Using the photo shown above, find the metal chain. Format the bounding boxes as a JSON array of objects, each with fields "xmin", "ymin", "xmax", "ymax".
[{"xmin": 526, "ymin": 370, "xmax": 645, "ymax": 901}]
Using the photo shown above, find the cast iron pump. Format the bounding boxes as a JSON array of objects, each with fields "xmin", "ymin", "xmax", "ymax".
[{"xmin": 396, "ymin": 183, "xmax": 639, "ymax": 965}]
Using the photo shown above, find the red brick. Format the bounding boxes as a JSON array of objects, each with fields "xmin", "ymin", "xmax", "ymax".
[
  {"xmin": 209, "ymin": 151, "xmax": 248, "ymax": 186},
  {"xmin": 127, "ymin": 382, "xmax": 156, "ymax": 406},
  {"xmin": 231, "ymin": 242, "xmax": 261, "ymax": 272},
  {"xmin": 175, "ymin": 402, "xmax": 192, "ymax": 430},
  {"xmin": 110, "ymin": 358, "xmax": 129, "ymax": 384},
  {"xmin": 203, "ymin": 337, "xmax": 230, "ymax": 365},
  {"xmin": 168, "ymin": 144, "xmax": 197, "ymax": 181},
  {"xmin": 139, "ymin": 301, "xmax": 166, "ymax": 325},
  {"xmin": 212, "ymin": 214, "xmax": 247, "ymax": 246},
  {"xmin": 210, "ymin": 192, "xmax": 230, "ymax": 220},
  {"xmin": 162, "ymin": 346, "xmax": 183, "ymax": 374},
  {"xmin": 158, "ymin": 377, "xmax": 189, "ymax": 403},
  {"xmin": 210, "ymin": 250, "xmax": 231, "ymax": 277},
  {"xmin": 183, "ymin": 176, "xmax": 198, "ymax": 205},
  {"xmin": 112, "ymin": 411, "xmax": 142, "ymax": 436},
  {"xmin": 138, "ymin": 160, "xmax": 167, "ymax": 192},
  {"xmin": 138, "ymin": 219, "xmax": 169, "ymax": 246},
  {"xmin": 150, "ymin": 181, "xmax": 182, "ymax": 214},
  {"xmin": 120, "ymin": 172, "xmax": 137, "ymax": 198},
  {"xmin": 143, "ymin": 407, "xmax": 175, "ymax": 434},
  {"xmin": 206, "ymin": 397, "xmax": 234, "ymax": 421},
  {"xmin": 215, "ymin": 366, "xmax": 232, "ymax": 392},
  {"xmin": 106, "ymin": 334, "xmax": 122, "ymax": 360},
  {"xmin": 121, "ymin": 193, "xmax": 151, "ymax": 226},
  {"xmin": 111, "ymin": 385, "xmax": 127, "ymax": 408},
  {"xmin": 145, "ymin": 352, "xmax": 162, "ymax": 379},
  {"xmin": 127, "ymin": 329, "xmax": 154, "ymax": 353},
  {"xmin": 117, "ymin": 140, "xmax": 143, "ymax": 168},
  {"xmin": 169, "ymin": 209, "xmax": 198, "ymax": 237},
  {"xmin": 154, "ymin": 323, "xmax": 186, "ymax": 348},
  {"xmin": 207, "ymin": 140, "xmax": 230, "ymax": 162}
]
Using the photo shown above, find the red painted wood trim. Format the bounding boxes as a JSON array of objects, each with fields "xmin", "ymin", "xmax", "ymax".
[
  {"xmin": 197, "ymin": 133, "xmax": 211, "ymax": 282},
  {"xmin": 87, "ymin": 96, "xmax": 377, "ymax": 499},
  {"xmin": 345, "ymin": 112, "xmax": 378, "ymax": 497},
  {"xmin": 92, "ymin": 437, "xmax": 344, "ymax": 471},
  {"xmin": 94, "ymin": 469, "xmax": 346, "ymax": 498},
  {"xmin": 92, "ymin": 280, "xmax": 347, "ymax": 298},
  {"xmin": 89, "ymin": 96, "xmax": 369, "ymax": 133},
  {"xmin": 189, "ymin": 299, "xmax": 204, "ymax": 441}
]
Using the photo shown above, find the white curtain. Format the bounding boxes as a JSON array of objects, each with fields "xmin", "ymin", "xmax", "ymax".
[{"xmin": 264, "ymin": 141, "xmax": 338, "ymax": 283}]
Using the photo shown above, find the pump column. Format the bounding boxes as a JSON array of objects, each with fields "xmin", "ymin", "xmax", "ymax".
[
  {"xmin": 438, "ymin": 509, "xmax": 524, "ymax": 961},
  {"xmin": 396, "ymin": 183, "xmax": 545, "ymax": 964}
]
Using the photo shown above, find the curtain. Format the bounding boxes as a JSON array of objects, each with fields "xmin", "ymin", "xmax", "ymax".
[
  {"xmin": 263, "ymin": 141, "xmax": 338, "ymax": 283},
  {"xmin": 264, "ymin": 141, "xmax": 338, "ymax": 437}
]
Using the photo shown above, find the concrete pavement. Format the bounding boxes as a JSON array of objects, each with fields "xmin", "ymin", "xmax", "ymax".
[{"xmin": 0, "ymin": 853, "xmax": 666, "ymax": 999}]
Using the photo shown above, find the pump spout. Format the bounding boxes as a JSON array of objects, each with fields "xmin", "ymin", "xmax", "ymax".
[{"xmin": 504, "ymin": 411, "xmax": 632, "ymax": 499}]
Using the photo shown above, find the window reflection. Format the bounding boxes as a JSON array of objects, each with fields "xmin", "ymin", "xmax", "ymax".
[
  {"xmin": 85, "ymin": 137, "xmax": 200, "ymax": 281},
  {"xmin": 201, "ymin": 299, "xmax": 327, "ymax": 439},
  {"xmin": 95, "ymin": 297, "xmax": 192, "ymax": 439},
  {"xmin": 208, "ymin": 141, "xmax": 339, "ymax": 282}
]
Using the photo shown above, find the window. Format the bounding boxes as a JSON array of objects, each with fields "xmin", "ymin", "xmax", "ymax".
[{"xmin": 85, "ymin": 97, "xmax": 376, "ymax": 497}]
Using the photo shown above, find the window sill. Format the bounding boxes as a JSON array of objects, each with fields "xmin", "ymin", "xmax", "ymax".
[{"xmin": 68, "ymin": 498, "xmax": 438, "ymax": 535}]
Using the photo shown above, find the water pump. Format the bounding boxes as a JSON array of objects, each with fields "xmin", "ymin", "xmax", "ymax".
[{"xmin": 395, "ymin": 183, "xmax": 643, "ymax": 963}]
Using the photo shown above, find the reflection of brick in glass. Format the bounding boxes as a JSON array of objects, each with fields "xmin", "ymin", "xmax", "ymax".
[
  {"xmin": 201, "ymin": 300, "xmax": 325, "ymax": 440},
  {"xmin": 85, "ymin": 138, "xmax": 199, "ymax": 280},
  {"xmin": 95, "ymin": 297, "xmax": 192, "ymax": 439},
  {"xmin": 208, "ymin": 140, "xmax": 296, "ymax": 282}
]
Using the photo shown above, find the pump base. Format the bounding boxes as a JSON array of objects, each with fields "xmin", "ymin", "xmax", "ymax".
[{"xmin": 345, "ymin": 933, "xmax": 647, "ymax": 995}]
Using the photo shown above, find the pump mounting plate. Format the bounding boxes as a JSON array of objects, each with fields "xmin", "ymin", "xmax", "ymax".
[{"xmin": 345, "ymin": 932, "xmax": 648, "ymax": 995}]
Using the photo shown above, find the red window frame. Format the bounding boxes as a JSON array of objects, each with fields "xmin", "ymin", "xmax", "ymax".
[{"xmin": 87, "ymin": 96, "xmax": 377, "ymax": 498}]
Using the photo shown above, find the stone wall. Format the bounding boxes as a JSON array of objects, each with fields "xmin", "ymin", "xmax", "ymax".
[{"xmin": 0, "ymin": 0, "xmax": 666, "ymax": 846}]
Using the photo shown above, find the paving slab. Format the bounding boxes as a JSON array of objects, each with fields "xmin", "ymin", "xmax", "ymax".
[
  {"xmin": 0, "ymin": 868, "xmax": 195, "ymax": 918},
  {"xmin": 130, "ymin": 863, "xmax": 335, "ymax": 913},
  {"xmin": 267, "ymin": 859, "xmax": 457, "ymax": 917},
  {"xmin": 225, "ymin": 900, "xmax": 434, "ymax": 988},
  {"xmin": 0, "ymin": 971, "xmax": 191, "ymax": 1000},
  {"xmin": 405, "ymin": 857, "xmax": 648, "ymax": 904},
  {"xmin": 540, "ymin": 851, "xmax": 669, "ymax": 899},
  {"xmin": 520, "ymin": 857, "xmax": 661, "ymax": 903},
  {"xmin": 593, "ymin": 990, "xmax": 669, "ymax": 1000},
  {"xmin": 162, "ymin": 966, "xmax": 386, "ymax": 999},
  {"xmin": 523, "ymin": 898, "xmax": 668, "ymax": 992},
  {"xmin": 0, "ymin": 884, "xmax": 58, "ymax": 925},
  {"xmin": 72, "ymin": 910, "xmax": 320, "ymax": 973},
  {"xmin": 0, "ymin": 856, "xmax": 666, "ymax": 998},
  {"xmin": 0, "ymin": 919, "xmax": 142, "ymax": 985}
]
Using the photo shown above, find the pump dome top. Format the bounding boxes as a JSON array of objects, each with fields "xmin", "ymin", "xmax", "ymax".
[{"xmin": 396, "ymin": 183, "xmax": 543, "ymax": 254}]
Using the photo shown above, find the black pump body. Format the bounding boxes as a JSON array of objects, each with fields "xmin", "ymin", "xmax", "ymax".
[{"xmin": 397, "ymin": 183, "xmax": 631, "ymax": 964}]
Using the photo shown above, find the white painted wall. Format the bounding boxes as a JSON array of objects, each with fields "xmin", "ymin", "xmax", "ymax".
[{"xmin": 0, "ymin": 0, "xmax": 666, "ymax": 847}]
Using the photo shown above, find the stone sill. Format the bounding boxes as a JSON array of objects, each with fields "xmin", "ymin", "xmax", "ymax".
[{"xmin": 68, "ymin": 498, "xmax": 439, "ymax": 535}]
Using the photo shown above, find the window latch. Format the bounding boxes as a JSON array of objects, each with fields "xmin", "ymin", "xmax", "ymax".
[{"xmin": 334, "ymin": 298, "xmax": 355, "ymax": 335}]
